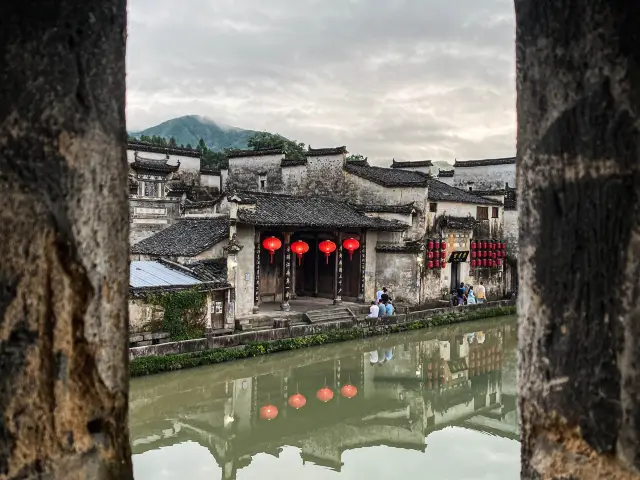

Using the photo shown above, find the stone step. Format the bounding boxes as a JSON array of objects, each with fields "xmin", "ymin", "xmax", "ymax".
[
  {"xmin": 305, "ymin": 307, "xmax": 355, "ymax": 324},
  {"xmin": 308, "ymin": 315, "xmax": 355, "ymax": 325}
]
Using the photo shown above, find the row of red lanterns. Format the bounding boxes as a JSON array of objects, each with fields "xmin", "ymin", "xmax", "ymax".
[
  {"xmin": 471, "ymin": 258, "xmax": 502, "ymax": 268},
  {"xmin": 262, "ymin": 237, "xmax": 361, "ymax": 264},
  {"xmin": 427, "ymin": 239, "xmax": 447, "ymax": 251},
  {"xmin": 427, "ymin": 259, "xmax": 447, "ymax": 270},
  {"xmin": 471, "ymin": 250, "xmax": 505, "ymax": 259},
  {"xmin": 259, "ymin": 385, "xmax": 358, "ymax": 420},
  {"xmin": 471, "ymin": 240, "xmax": 506, "ymax": 250}
]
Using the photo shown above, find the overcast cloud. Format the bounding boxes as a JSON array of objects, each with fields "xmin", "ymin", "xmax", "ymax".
[{"xmin": 126, "ymin": 0, "xmax": 516, "ymax": 164}]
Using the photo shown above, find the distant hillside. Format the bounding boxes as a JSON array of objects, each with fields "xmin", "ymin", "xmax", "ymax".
[
  {"xmin": 432, "ymin": 160, "xmax": 453, "ymax": 172},
  {"xmin": 130, "ymin": 115, "xmax": 261, "ymax": 151}
]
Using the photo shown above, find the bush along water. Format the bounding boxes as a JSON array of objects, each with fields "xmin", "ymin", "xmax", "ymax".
[
  {"xmin": 147, "ymin": 288, "xmax": 207, "ymax": 341},
  {"xmin": 130, "ymin": 304, "xmax": 516, "ymax": 377}
]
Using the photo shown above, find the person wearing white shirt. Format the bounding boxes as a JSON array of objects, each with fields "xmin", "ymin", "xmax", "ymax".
[
  {"xmin": 376, "ymin": 287, "xmax": 387, "ymax": 302},
  {"xmin": 368, "ymin": 301, "xmax": 379, "ymax": 318}
]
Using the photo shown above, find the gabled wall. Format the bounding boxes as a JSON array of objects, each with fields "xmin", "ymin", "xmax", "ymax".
[
  {"xmin": 226, "ymin": 154, "xmax": 285, "ymax": 192},
  {"xmin": 452, "ymin": 163, "xmax": 515, "ymax": 192}
]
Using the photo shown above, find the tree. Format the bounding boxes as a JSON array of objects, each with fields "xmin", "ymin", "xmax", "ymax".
[
  {"xmin": 346, "ymin": 153, "xmax": 366, "ymax": 163},
  {"xmin": 169, "ymin": 136, "xmax": 177, "ymax": 148},
  {"xmin": 186, "ymin": 143, "xmax": 193, "ymax": 150},
  {"xmin": 517, "ymin": 1, "xmax": 640, "ymax": 478},
  {"xmin": 197, "ymin": 138, "xmax": 207, "ymax": 152},
  {"xmin": 0, "ymin": 0, "xmax": 132, "ymax": 478},
  {"xmin": 246, "ymin": 131, "xmax": 306, "ymax": 160}
]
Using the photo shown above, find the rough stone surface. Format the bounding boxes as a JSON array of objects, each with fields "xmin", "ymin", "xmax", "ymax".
[
  {"xmin": 0, "ymin": 1, "xmax": 132, "ymax": 477},
  {"xmin": 516, "ymin": 1, "xmax": 640, "ymax": 477}
]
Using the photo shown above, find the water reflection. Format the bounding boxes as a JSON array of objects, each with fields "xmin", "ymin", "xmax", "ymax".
[{"xmin": 130, "ymin": 316, "xmax": 518, "ymax": 480}]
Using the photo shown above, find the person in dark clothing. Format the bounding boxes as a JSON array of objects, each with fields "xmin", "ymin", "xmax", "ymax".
[
  {"xmin": 457, "ymin": 282, "xmax": 466, "ymax": 306},
  {"xmin": 380, "ymin": 288, "xmax": 389, "ymax": 303}
]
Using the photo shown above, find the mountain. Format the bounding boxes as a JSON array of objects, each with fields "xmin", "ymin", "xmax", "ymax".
[{"xmin": 130, "ymin": 115, "xmax": 261, "ymax": 151}]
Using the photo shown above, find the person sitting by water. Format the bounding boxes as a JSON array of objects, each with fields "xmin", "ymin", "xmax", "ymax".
[
  {"xmin": 378, "ymin": 299, "xmax": 387, "ymax": 317},
  {"xmin": 467, "ymin": 286, "xmax": 477, "ymax": 304},
  {"xmin": 385, "ymin": 299, "xmax": 394, "ymax": 316},
  {"xmin": 369, "ymin": 350, "xmax": 379, "ymax": 365},
  {"xmin": 368, "ymin": 301, "xmax": 379, "ymax": 318}
]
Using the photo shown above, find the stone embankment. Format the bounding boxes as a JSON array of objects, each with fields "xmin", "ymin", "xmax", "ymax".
[{"xmin": 130, "ymin": 300, "xmax": 516, "ymax": 377}]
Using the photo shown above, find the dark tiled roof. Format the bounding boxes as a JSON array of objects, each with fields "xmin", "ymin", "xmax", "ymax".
[
  {"xmin": 376, "ymin": 242, "xmax": 425, "ymax": 253},
  {"xmin": 131, "ymin": 217, "xmax": 229, "ymax": 256},
  {"xmin": 344, "ymin": 164, "xmax": 429, "ymax": 188},
  {"xmin": 230, "ymin": 191, "xmax": 407, "ymax": 230},
  {"xmin": 438, "ymin": 169, "xmax": 455, "ymax": 178},
  {"xmin": 127, "ymin": 141, "xmax": 201, "ymax": 158},
  {"xmin": 391, "ymin": 159, "xmax": 433, "ymax": 169},
  {"xmin": 453, "ymin": 157, "xmax": 516, "ymax": 168},
  {"xmin": 183, "ymin": 198, "xmax": 222, "ymax": 210},
  {"xmin": 437, "ymin": 215, "xmax": 478, "ymax": 230},
  {"xmin": 305, "ymin": 146, "xmax": 348, "ymax": 156},
  {"xmin": 350, "ymin": 203, "xmax": 416, "ymax": 214},
  {"xmin": 130, "ymin": 156, "xmax": 180, "ymax": 174},
  {"xmin": 187, "ymin": 258, "xmax": 227, "ymax": 283},
  {"xmin": 166, "ymin": 182, "xmax": 190, "ymax": 193},
  {"xmin": 281, "ymin": 158, "xmax": 308, "ymax": 167},
  {"xmin": 347, "ymin": 159, "xmax": 370, "ymax": 167},
  {"xmin": 200, "ymin": 168, "xmax": 221, "ymax": 175},
  {"xmin": 469, "ymin": 189, "xmax": 505, "ymax": 196},
  {"xmin": 226, "ymin": 148, "xmax": 283, "ymax": 158},
  {"xmin": 428, "ymin": 179, "xmax": 501, "ymax": 205}
]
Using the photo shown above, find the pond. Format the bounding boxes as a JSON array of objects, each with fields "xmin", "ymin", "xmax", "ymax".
[{"xmin": 130, "ymin": 315, "xmax": 519, "ymax": 479}]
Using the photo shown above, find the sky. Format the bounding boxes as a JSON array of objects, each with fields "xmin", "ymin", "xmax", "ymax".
[{"xmin": 126, "ymin": 0, "xmax": 516, "ymax": 164}]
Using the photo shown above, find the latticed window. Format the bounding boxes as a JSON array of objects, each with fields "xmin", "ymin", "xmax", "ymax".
[
  {"xmin": 144, "ymin": 182, "xmax": 157, "ymax": 197},
  {"xmin": 477, "ymin": 206, "xmax": 489, "ymax": 220}
]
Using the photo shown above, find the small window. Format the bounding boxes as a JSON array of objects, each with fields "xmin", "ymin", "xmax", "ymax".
[
  {"xmin": 429, "ymin": 202, "xmax": 437, "ymax": 213},
  {"xmin": 258, "ymin": 174, "xmax": 267, "ymax": 191},
  {"xmin": 477, "ymin": 206, "xmax": 489, "ymax": 220},
  {"xmin": 492, "ymin": 207, "xmax": 499, "ymax": 218},
  {"xmin": 468, "ymin": 187, "xmax": 473, "ymax": 192}
]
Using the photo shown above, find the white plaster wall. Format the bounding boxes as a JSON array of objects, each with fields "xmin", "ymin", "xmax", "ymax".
[
  {"xmin": 128, "ymin": 299, "xmax": 163, "ymax": 333},
  {"xmin": 178, "ymin": 241, "xmax": 228, "ymax": 264},
  {"xmin": 346, "ymin": 173, "xmax": 427, "ymax": 205},
  {"xmin": 453, "ymin": 163, "xmax": 516, "ymax": 191},
  {"xmin": 234, "ymin": 225, "xmax": 256, "ymax": 316},
  {"xmin": 504, "ymin": 209, "xmax": 518, "ymax": 257},
  {"xmin": 437, "ymin": 176, "xmax": 454, "ymax": 186},
  {"xmin": 200, "ymin": 173, "xmax": 221, "ymax": 189},
  {"xmin": 306, "ymin": 154, "xmax": 344, "ymax": 175},
  {"xmin": 364, "ymin": 230, "xmax": 378, "ymax": 302},
  {"xmin": 227, "ymin": 154, "xmax": 284, "ymax": 192},
  {"xmin": 221, "ymin": 168, "xmax": 229, "ymax": 192},
  {"xmin": 281, "ymin": 165, "xmax": 306, "ymax": 192}
]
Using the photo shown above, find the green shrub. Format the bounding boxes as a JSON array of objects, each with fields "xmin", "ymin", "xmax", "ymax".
[{"xmin": 147, "ymin": 289, "xmax": 207, "ymax": 341}]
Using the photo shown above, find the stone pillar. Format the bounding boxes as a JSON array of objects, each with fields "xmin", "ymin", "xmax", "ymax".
[
  {"xmin": 333, "ymin": 232, "xmax": 343, "ymax": 305},
  {"xmin": 0, "ymin": 0, "xmax": 132, "ymax": 477},
  {"xmin": 516, "ymin": 1, "xmax": 640, "ymax": 478},
  {"xmin": 253, "ymin": 231, "xmax": 261, "ymax": 314},
  {"xmin": 358, "ymin": 231, "xmax": 367, "ymax": 303},
  {"xmin": 280, "ymin": 232, "xmax": 292, "ymax": 311}
]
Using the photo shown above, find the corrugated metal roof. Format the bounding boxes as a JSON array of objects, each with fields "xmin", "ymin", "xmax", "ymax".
[{"xmin": 130, "ymin": 261, "xmax": 202, "ymax": 288}]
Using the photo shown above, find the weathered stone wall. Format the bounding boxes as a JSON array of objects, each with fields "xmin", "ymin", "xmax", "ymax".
[
  {"xmin": 364, "ymin": 230, "xmax": 378, "ymax": 301},
  {"xmin": 375, "ymin": 252, "xmax": 420, "ymax": 304},
  {"xmin": 200, "ymin": 173, "xmax": 221, "ymax": 189},
  {"xmin": 221, "ymin": 168, "xmax": 229, "ymax": 192},
  {"xmin": 453, "ymin": 163, "xmax": 515, "ymax": 191},
  {"xmin": 234, "ymin": 225, "xmax": 256, "ymax": 317},
  {"xmin": 426, "ymin": 201, "xmax": 503, "ymax": 239},
  {"xmin": 226, "ymin": 154, "xmax": 284, "ymax": 192},
  {"xmin": 503, "ymin": 209, "xmax": 518, "ymax": 258},
  {"xmin": 178, "ymin": 242, "xmax": 228, "ymax": 263},
  {"xmin": 129, "ymin": 300, "xmax": 164, "ymax": 333},
  {"xmin": 129, "ymin": 197, "xmax": 181, "ymax": 245}
]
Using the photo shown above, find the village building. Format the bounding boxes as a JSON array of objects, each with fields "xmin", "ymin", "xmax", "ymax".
[{"xmin": 129, "ymin": 143, "xmax": 513, "ymax": 334}]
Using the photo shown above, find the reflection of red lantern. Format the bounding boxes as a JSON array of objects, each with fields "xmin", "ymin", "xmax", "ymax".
[
  {"xmin": 318, "ymin": 240, "xmax": 337, "ymax": 264},
  {"xmin": 316, "ymin": 387, "xmax": 334, "ymax": 403},
  {"xmin": 440, "ymin": 250, "xmax": 446, "ymax": 259},
  {"xmin": 291, "ymin": 240, "xmax": 309, "ymax": 265},
  {"xmin": 428, "ymin": 260, "xmax": 434, "ymax": 269},
  {"xmin": 259, "ymin": 404, "xmax": 279, "ymax": 420},
  {"xmin": 341, "ymin": 384, "xmax": 358, "ymax": 399},
  {"xmin": 288, "ymin": 393, "xmax": 307, "ymax": 409},
  {"xmin": 262, "ymin": 236, "xmax": 282, "ymax": 264},
  {"xmin": 343, "ymin": 238, "xmax": 360, "ymax": 260}
]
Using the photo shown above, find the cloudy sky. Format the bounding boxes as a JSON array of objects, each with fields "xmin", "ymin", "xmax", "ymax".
[{"xmin": 126, "ymin": 0, "xmax": 516, "ymax": 164}]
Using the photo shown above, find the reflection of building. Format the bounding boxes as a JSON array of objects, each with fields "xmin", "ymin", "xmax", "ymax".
[{"xmin": 129, "ymin": 320, "xmax": 519, "ymax": 478}]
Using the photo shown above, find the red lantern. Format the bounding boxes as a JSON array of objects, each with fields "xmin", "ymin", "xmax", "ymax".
[
  {"xmin": 471, "ymin": 241, "xmax": 477, "ymax": 250},
  {"xmin": 471, "ymin": 259, "xmax": 477, "ymax": 267},
  {"xmin": 490, "ymin": 242, "xmax": 495, "ymax": 250},
  {"xmin": 497, "ymin": 259, "xmax": 503, "ymax": 266},
  {"xmin": 441, "ymin": 261, "xmax": 446, "ymax": 269},
  {"xmin": 440, "ymin": 241, "xmax": 447, "ymax": 250},
  {"xmin": 482, "ymin": 241, "xmax": 487, "ymax": 249},
  {"xmin": 471, "ymin": 251, "xmax": 476, "ymax": 258},
  {"xmin": 482, "ymin": 259, "xmax": 487, "ymax": 267},
  {"xmin": 318, "ymin": 240, "xmax": 337, "ymax": 264},
  {"xmin": 434, "ymin": 259, "xmax": 440, "ymax": 268},
  {"xmin": 288, "ymin": 393, "xmax": 307, "ymax": 409},
  {"xmin": 493, "ymin": 260, "xmax": 498, "ymax": 268},
  {"xmin": 262, "ymin": 236, "xmax": 282, "ymax": 264},
  {"xmin": 502, "ymin": 242, "xmax": 506, "ymax": 249},
  {"xmin": 440, "ymin": 250, "xmax": 446, "ymax": 259},
  {"xmin": 340, "ymin": 384, "xmax": 358, "ymax": 399},
  {"xmin": 259, "ymin": 404, "xmax": 279, "ymax": 420},
  {"xmin": 316, "ymin": 387, "xmax": 334, "ymax": 403},
  {"xmin": 428, "ymin": 260, "xmax": 434, "ymax": 269},
  {"xmin": 428, "ymin": 251, "xmax": 434, "ymax": 259},
  {"xmin": 343, "ymin": 238, "xmax": 360, "ymax": 261},
  {"xmin": 290, "ymin": 240, "xmax": 309, "ymax": 265},
  {"xmin": 428, "ymin": 240, "xmax": 434, "ymax": 250}
]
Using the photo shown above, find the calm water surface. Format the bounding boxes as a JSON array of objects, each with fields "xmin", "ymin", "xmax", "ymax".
[{"xmin": 130, "ymin": 316, "xmax": 519, "ymax": 479}]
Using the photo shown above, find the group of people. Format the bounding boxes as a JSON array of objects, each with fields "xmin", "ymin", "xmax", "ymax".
[
  {"xmin": 367, "ymin": 287, "xmax": 395, "ymax": 318},
  {"xmin": 453, "ymin": 281, "xmax": 486, "ymax": 306}
]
